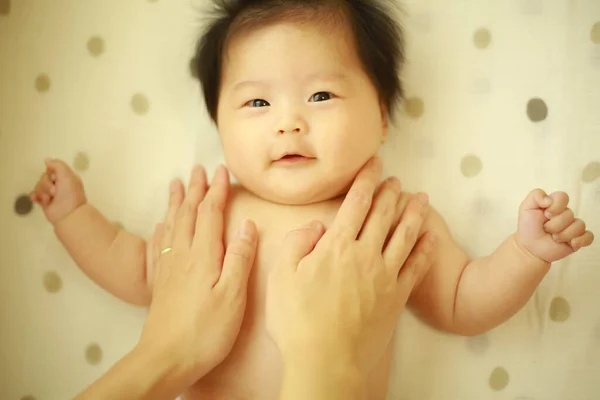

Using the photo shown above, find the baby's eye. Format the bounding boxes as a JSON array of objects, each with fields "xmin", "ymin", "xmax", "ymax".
[
  {"xmin": 246, "ymin": 99, "xmax": 270, "ymax": 108},
  {"xmin": 309, "ymin": 92, "xmax": 334, "ymax": 102}
]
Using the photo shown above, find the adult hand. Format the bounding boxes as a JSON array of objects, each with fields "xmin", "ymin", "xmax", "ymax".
[
  {"xmin": 75, "ymin": 165, "xmax": 258, "ymax": 400},
  {"xmin": 266, "ymin": 157, "xmax": 435, "ymax": 399},
  {"xmin": 139, "ymin": 164, "xmax": 258, "ymax": 387}
]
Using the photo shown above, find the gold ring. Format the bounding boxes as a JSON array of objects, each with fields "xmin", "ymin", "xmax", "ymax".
[{"xmin": 160, "ymin": 247, "xmax": 173, "ymax": 255}]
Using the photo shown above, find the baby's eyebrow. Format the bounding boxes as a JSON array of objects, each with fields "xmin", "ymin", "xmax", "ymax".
[
  {"xmin": 232, "ymin": 80, "xmax": 267, "ymax": 93},
  {"xmin": 231, "ymin": 72, "xmax": 349, "ymax": 92}
]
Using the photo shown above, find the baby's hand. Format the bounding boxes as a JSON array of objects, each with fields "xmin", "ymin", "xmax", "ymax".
[
  {"xmin": 30, "ymin": 158, "xmax": 87, "ymax": 225},
  {"xmin": 515, "ymin": 189, "xmax": 594, "ymax": 263}
]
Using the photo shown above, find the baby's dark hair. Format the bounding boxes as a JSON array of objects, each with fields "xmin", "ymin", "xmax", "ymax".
[{"xmin": 192, "ymin": 0, "xmax": 405, "ymax": 123}]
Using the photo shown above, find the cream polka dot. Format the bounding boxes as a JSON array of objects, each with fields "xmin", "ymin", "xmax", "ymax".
[
  {"xmin": 472, "ymin": 78, "xmax": 491, "ymax": 94},
  {"xmin": 466, "ymin": 334, "xmax": 490, "ymax": 354},
  {"xmin": 404, "ymin": 97, "xmax": 424, "ymax": 119},
  {"xmin": 582, "ymin": 162, "xmax": 600, "ymax": 183},
  {"xmin": 460, "ymin": 155, "xmax": 483, "ymax": 178},
  {"xmin": 73, "ymin": 152, "xmax": 90, "ymax": 172},
  {"xmin": 0, "ymin": 0, "xmax": 10, "ymax": 15},
  {"xmin": 474, "ymin": 28, "xmax": 492, "ymax": 49},
  {"xmin": 35, "ymin": 74, "xmax": 51, "ymax": 93},
  {"xmin": 519, "ymin": 0, "xmax": 543, "ymax": 15},
  {"xmin": 131, "ymin": 93, "xmax": 150, "ymax": 115},
  {"xmin": 591, "ymin": 22, "xmax": 600, "ymax": 44},
  {"xmin": 87, "ymin": 36, "xmax": 105, "ymax": 57},
  {"xmin": 473, "ymin": 197, "xmax": 493, "ymax": 215},
  {"xmin": 43, "ymin": 271, "xmax": 63, "ymax": 293},
  {"xmin": 85, "ymin": 343, "xmax": 103, "ymax": 365},
  {"xmin": 14, "ymin": 194, "xmax": 33, "ymax": 216},
  {"xmin": 527, "ymin": 98, "xmax": 548, "ymax": 122},
  {"xmin": 489, "ymin": 367, "xmax": 509, "ymax": 391},
  {"xmin": 549, "ymin": 296, "xmax": 571, "ymax": 322}
]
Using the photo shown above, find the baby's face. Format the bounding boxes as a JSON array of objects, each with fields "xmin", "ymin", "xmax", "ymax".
[{"xmin": 217, "ymin": 21, "xmax": 388, "ymax": 205}]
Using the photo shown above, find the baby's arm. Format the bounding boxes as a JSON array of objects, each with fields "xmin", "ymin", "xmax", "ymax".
[
  {"xmin": 404, "ymin": 190, "xmax": 594, "ymax": 336},
  {"xmin": 31, "ymin": 159, "xmax": 151, "ymax": 306}
]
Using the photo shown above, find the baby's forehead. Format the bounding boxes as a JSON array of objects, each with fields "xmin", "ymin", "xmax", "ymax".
[{"xmin": 222, "ymin": 21, "xmax": 361, "ymax": 72}]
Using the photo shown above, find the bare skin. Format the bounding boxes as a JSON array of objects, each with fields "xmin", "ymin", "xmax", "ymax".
[{"xmin": 32, "ymin": 158, "xmax": 594, "ymax": 399}]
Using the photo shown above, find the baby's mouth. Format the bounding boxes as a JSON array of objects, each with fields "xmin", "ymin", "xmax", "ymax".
[{"xmin": 274, "ymin": 154, "xmax": 316, "ymax": 165}]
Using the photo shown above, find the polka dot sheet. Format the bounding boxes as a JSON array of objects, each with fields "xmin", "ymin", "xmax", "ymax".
[{"xmin": 0, "ymin": 0, "xmax": 599, "ymax": 399}]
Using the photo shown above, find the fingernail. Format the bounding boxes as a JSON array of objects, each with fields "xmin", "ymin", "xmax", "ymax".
[
  {"xmin": 170, "ymin": 180, "xmax": 178, "ymax": 193},
  {"xmin": 545, "ymin": 196, "xmax": 553, "ymax": 206},
  {"xmin": 545, "ymin": 211, "xmax": 553, "ymax": 219},
  {"xmin": 417, "ymin": 193, "xmax": 429, "ymax": 206},
  {"xmin": 310, "ymin": 221, "xmax": 323, "ymax": 231}
]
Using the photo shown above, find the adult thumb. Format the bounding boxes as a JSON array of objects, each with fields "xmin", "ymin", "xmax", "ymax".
[{"xmin": 279, "ymin": 220, "xmax": 326, "ymax": 272}]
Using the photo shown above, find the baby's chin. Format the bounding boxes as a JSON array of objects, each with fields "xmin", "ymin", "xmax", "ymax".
[{"xmin": 242, "ymin": 176, "xmax": 349, "ymax": 206}]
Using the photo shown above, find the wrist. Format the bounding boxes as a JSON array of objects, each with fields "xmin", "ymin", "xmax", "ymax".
[
  {"xmin": 129, "ymin": 342, "xmax": 194, "ymax": 396},
  {"xmin": 52, "ymin": 200, "xmax": 88, "ymax": 228},
  {"xmin": 511, "ymin": 233, "xmax": 551, "ymax": 268}
]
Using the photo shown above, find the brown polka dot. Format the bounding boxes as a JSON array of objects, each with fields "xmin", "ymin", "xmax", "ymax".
[
  {"xmin": 87, "ymin": 36, "xmax": 105, "ymax": 57},
  {"xmin": 0, "ymin": 0, "xmax": 10, "ymax": 15},
  {"xmin": 474, "ymin": 28, "xmax": 492, "ymax": 49},
  {"xmin": 73, "ymin": 152, "xmax": 90, "ymax": 172},
  {"xmin": 549, "ymin": 296, "xmax": 571, "ymax": 322},
  {"xmin": 113, "ymin": 221, "xmax": 124, "ymax": 230},
  {"xmin": 591, "ymin": 22, "xmax": 600, "ymax": 44},
  {"xmin": 43, "ymin": 271, "xmax": 63, "ymax": 293},
  {"xmin": 489, "ymin": 367, "xmax": 509, "ymax": 391},
  {"xmin": 582, "ymin": 162, "xmax": 600, "ymax": 183},
  {"xmin": 466, "ymin": 334, "xmax": 490, "ymax": 354},
  {"xmin": 86, "ymin": 343, "xmax": 103, "ymax": 365},
  {"xmin": 131, "ymin": 93, "xmax": 150, "ymax": 115},
  {"xmin": 460, "ymin": 155, "xmax": 483, "ymax": 178},
  {"xmin": 527, "ymin": 98, "xmax": 548, "ymax": 122},
  {"xmin": 14, "ymin": 194, "xmax": 33, "ymax": 215},
  {"xmin": 35, "ymin": 74, "xmax": 51, "ymax": 93},
  {"xmin": 404, "ymin": 97, "xmax": 424, "ymax": 119}
]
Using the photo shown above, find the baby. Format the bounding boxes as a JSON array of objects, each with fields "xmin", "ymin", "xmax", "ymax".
[{"xmin": 31, "ymin": 0, "xmax": 594, "ymax": 399}]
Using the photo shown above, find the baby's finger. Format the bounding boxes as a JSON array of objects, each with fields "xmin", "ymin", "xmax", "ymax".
[
  {"xmin": 544, "ymin": 208, "xmax": 575, "ymax": 234},
  {"xmin": 519, "ymin": 189, "xmax": 550, "ymax": 212},
  {"xmin": 45, "ymin": 158, "xmax": 73, "ymax": 181},
  {"xmin": 545, "ymin": 192, "xmax": 569, "ymax": 218},
  {"xmin": 552, "ymin": 219, "xmax": 586, "ymax": 243},
  {"xmin": 571, "ymin": 231, "xmax": 595, "ymax": 251},
  {"xmin": 161, "ymin": 179, "xmax": 185, "ymax": 251},
  {"xmin": 39, "ymin": 173, "xmax": 56, "ymax": 196}
]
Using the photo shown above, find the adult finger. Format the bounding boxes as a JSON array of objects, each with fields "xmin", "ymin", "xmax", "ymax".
[
  {"xmin": 395, "ymin": 232, "xmax": 436, "ymax": 300},
  {"xmin": 278, "ymin": 221, "xmax": 326, "ymax": 272},
  {"xmin": 359, "ymin": 176, "xmax": 401, "ymax": 250},
  {"xmin": 215, "ymin": 219, "xmax": 258, "ymax": 298},
  {"xmin": 326, "ymin": 157, "xmax": 382, "ymax": 242},
  {"xmin": 147, "ymin": 223, "xmax": 165, "ymax": 290},
  {"xmin": 172, "ymin": 165, "xmax": 208, "ymax": 250},
  {"xmin": 193, "ymin": 166, "xmax": 230, "ymax": 277},
  {"xmin": 383, "ymin": 193, "xmax": 429, "ymax": 275},
  {"xmin": 160, "ymin": 179, "xmax": 185, "ymax": 252}
]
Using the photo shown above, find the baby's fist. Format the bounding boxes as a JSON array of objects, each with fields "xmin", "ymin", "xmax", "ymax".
[
  {"xmin": 516, "ymin": 189, "xmax": 594, "ymax": 263},
  {"xmin": 30, "ymin": 159, "xmax": 87, "ymax": 225}
]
